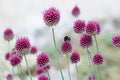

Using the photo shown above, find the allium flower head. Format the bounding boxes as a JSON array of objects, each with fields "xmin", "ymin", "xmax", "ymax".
[
  {"xmin": 10, "ymin": 54, "xmax": 22, "ymax": 67},
  {"xmin": 92, "ymin": 53, "xmax": 103, "ymax": 65},
  {"xmin": 5, "ymin": 52, "xmax": 11, "ymax": 60},
  {"xmin": 43, "ymin": 7, "xmax": 60, "ymax": 27},
  {"xmin": 85, "ymin": 21, "xmax": 98, "ymax": 35},
  {"xmin": 93, "ymin": 21, "xmax": 101, "ymax": 34},
  {"xmin": 36, "ymin": 67, "xmax": 45, "ymax": 75},
  {"xmin": 70, "ymin": 51, "xmax": 80, "ymax": 63},
  {"xmin": 80, "ymin": 34, "xmax": 93, "ymax": 48},
  {"xmin": 36, "ymin": 52, "xmax": 50, "ymax": 67},
  {"xmin": 112, "ymin": 34, "xmax": 120, "ymax": 47},
  {"xmin": 4, "ymin": 28, "xmax": 14, "ymax": 41},
  {"xmin": 30, "ymin": 46, "xmax": 37, "ymax": 54},
  {"xmin": 6, "ymin": 73, "xmax": 13, "ymax": 80},
  {"xmin": 15, "ymin": 37, "xmax": 31, "ymax": 55},
  {"xmin": 43, "ymin": 64, "xmax": 51, "ymax": 71},
  {"xmin": 38, "ymin": 74, "xmax": 49, "ymax": 80},
  {"xmin": 72, "ymin": 5, "xmax": 80, "ymax": 17},
  {"xmin": 61, "ymin": 41, "xmax": 72, "ymax": 54},
  {"xmin": 73, "ymin": 20, "xmax": 85, "ymax": 33},
  {"xmin": 87, "ymin": 74, "xmax": 96, "ymax": 80}
]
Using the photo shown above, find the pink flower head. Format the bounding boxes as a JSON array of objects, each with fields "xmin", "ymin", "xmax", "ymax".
[
  {"xmin": 5, "ymin": 52, "xmax": 11, "ymax": 60},
  {"xmin": 85, "ymin": 21, "xmax": 98, "ymax": 35},
  {"xmin": 72, "ymin": 5, "xmax": 80, "ymax": 17},
  {"xmin": 92, "ymin": 53, "xmax": 103, "ymax": 65},
  {"xmin": 36, "ymin": 52, "xmax": 50, "ymax": 67},
  {"xmin": 38, "ymin": 74, "xmax": 49, "ymax": 80},
  {"xmin": 6, "ymin": 73, "xmax": 13, "ymax": 80},
  {"xmin": 80, "ymin": 34, "xmax": 93, "ymax": 48},
  {"xmin": 4, "ymin": 28, "xmax": 14, "ymax": 41},
  {"xmin": 36, "ymin": 67, "xmax": 45, "ymax": 75},
  {"xmin": 87, "ymin": 74, "xmax": 96, "ymax": 80},
  {"xmin": 43, "ymin": 7, "xmax": 60, "ymax": 27},
  {"xmin": 43, "ymin": 64, "xmax": 51, "ymax": 71},
  {"xmin": 10, "ymin": 54, "xmax": 22, "ymax": 67},
  {"xmin": 61, "ymin": 41, "xmax": 72, "ymax": 54},
  {"xmin": 93, "ymin": 21, "xmax": 101, "ymax": 34},
  {"xmin": 73, "ymin": 20, "xmax": 85, "ymax": 33},
  {"xmin": 70, "ymin": 51, "xmax": 80, "ymax": 63},
  {"xmin": 30, "ymin": 46, "xmax": 37, "ymax": 54},
  {"xmin": 112, "ymin": 34, "xmax": 120, "ymax": 47},
  {"xmin": 15, "ymin": 37, "xmax": 31, "ymax": 55}
]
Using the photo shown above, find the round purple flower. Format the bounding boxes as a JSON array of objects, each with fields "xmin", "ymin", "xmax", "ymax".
[
  {"xmin": 3, "ymin": 28, "xmax": 14, "ymax": 41},
  {"xmin": 6, "ymin": 73, "xmax": 13, "ymax": 80},
  {"xmin": 85, "ymin": 21, "xmax": 98, "ymax": 35},
  {"xmin": 70, "ymin": 51, "xmax": 80, "ymax": 63},
  {"xmin": 43, "ymin": 7, "xmax": 60, "ymax": 27},
  {"xmin": 72, "ymin": 5, "xmax": 80, "ymax": 17},
  {"xmin": 61, "ymin": 41, "xmax": 72, "ymax": 54},
  {"xmin": 36, "ymin": 67, "xmax": 45, "ymax": 75},
  {"xmin": 87, "ymin": 74, "xmax": 96, "ymax": 80},
  {"xmin": 5, "ymin": 52, "xmax": 11, "ymax": 60},
  {"xmin": 30, "ymin": 46, "xmax": 37, "ymax": 54},
  {"xmin": 112, "ymin": 34, "xmax": 120, "ymax": 47},
  {"xmin": 10, "ymin": 54, "xmax": 22, "ymax": 67},
  {"xmin": 36, "ymin": 52, "xmax": 50, "ymax": 67},
  {"xmin": 80, "ymin": 34, "xmax": 93, "ymax": 48},
  {"xmin": 93, "ymin": 21, "xmax": 101, "ymax": 34},
  {"xmin": 92, "ymin": 53, "xmax": 103, "ymax": 65},
  {"xmin": 15, "ymin": 37, "xmax": 31, "ymax": 55},
  {"xmin": 38, "ymin": 74, "xmax": 49, "ymax": 80},
  {"xmin": 43, "ymin": 64, "xmax": 51, "ymax": 71},
  {"xmin": 73, "ymin": 20, "xmax": 85, "ymax": 33}
]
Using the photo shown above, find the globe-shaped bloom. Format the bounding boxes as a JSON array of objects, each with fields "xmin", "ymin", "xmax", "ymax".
[
  {"xmin": 73, "ymin": 20, "xmax": 85, "ymax": 33},
  {"xmin": 70, "ymin": 51, "xmax": 80, "ymax": 63},
  {"xmin": 80, "ymin": 34, "xmax": 93, "ymax": 48},
  {"xmin": 92, "ymin": 53, "xmax": 103, "ymax": 65},
  {"xmin": 30, "ymin": 46, "xmax": 37, "ymax": 54},
  {"xmin": 4, "ymin": 28, "xmax": 14, "ymax": 41},
  {"xmin": 112, "ymin": 34, "xmax": 120, "ymax": 47},
  {"xmin": 6, "ymin": 73, "xmax": 13, "ymax": 80},
  {"xmin": 38, "ymin": 74, "xmax": 49, "ymax": 80},
  {"xmin": 72, "ymin": 5, "xmax": 80, "ymax": 17},
  {"xmin": 43, "ymin": 64, "xmax": 51, "ymax": 71},
  {"xmin": 15, "ymin": 37, "xmax": 31, "ymax": 55},
  {"xmin": 85, "ymin": 21, "xmax": 98, "ymax": 35},
  {"xmin": 43, "ymin": 7, "xmax": 60, "ymax": 27},
  {"xmin": 36, "ymin": 67, "xmax": 45, "ymax": 75},
  {"xmin": 61, "ymin": 41, "xmax": 72, "ymax": 54},
  {"xmin": 10, "ymin": 54, "xmax": 22, "ymax": 67},
  {"xmin": 36, "ymin": 52, "xmax": 50, "ymax": 67}
]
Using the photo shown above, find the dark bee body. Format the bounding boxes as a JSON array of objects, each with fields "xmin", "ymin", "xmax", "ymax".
[{"xmin": 64, "ymin": 36, "xmax": 71, "ymax": 42}]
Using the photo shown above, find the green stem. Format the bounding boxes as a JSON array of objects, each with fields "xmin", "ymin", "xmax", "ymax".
[
  {"xmin": 46, "ymin": 70, "xmax": 51, "ymax": 80},
  {"xmin": 94, "ymin": 35, "xmax": 99, "ymax": 52},
  {"xmin": 67, "ymin": 54, "xmax": 71, "ymax": 80},
  {"xmin": 24, "ymin": 55, "xmax": 32, "ymax": 80},
  {"xmin": 19, "ymin": 64, "xmax": 25, "ymax": 80},
  {"xmin": 98, "ymin": 66, "xmax": 102, "ymax": 80},
  {"xmin": 75, "ymin": 63, "xmax": 79, "ymax": 80},
  {"xmin": 17, "ymin": 66, "xmax": 24, "ymax": 80},
  {"xmin": 52, "ymin": 28, "xmax": 64, "ymax": 80},
  {"xmin": 86, "ymin": 48, "xmax": 93, "ymax": 80}
]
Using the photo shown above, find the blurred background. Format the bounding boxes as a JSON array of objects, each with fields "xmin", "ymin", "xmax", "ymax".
[{"xmin": 0, "ymin": 0, "xmax": 120, "ymax": 80}]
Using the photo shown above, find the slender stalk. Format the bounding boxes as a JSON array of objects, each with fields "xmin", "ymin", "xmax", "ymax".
[
  {"xmin": 67, "ymin": 54, "xmax": 71, "ymax": 80},
  {"xmin": 8, "ymin": 41, "xmax": 15, "ymax": 79},
  {"xmin": 19, "ymin": 64, "xmax": 25, "ymax": 80},
  {"xmin": 97, "ymin": 66, "xmax": 102, "ymax": 80},
  {"xmin": 46, "ymin": 70, "xmax": 51, "ymax": 80},
  {"xmin": 17, "ymin": 66, "xmax": 24, "ymax": 80},
  {"xmin": 86, "ymin": 48, "xmax": 93, "ymax": 80},
  {"xmin": 24, "ymin": 55, "xmax": 32, "ymax": 80},
  {"xmin": 75, "ymin": 63, "xmax": 79, "ymax": 80},
  {"xmin": 93, "ymin": 36, "xmax": 99, "ymax": 52},
  {"xmin": 51, "ymin": 28, "xmax": 64, "ymax": 80}
]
